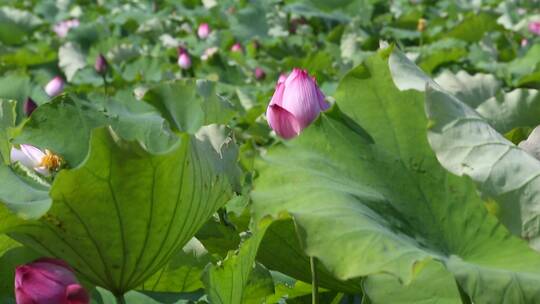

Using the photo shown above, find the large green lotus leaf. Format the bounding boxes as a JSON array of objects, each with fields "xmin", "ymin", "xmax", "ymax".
[
  {"xmin": 434, "ymin": 70, "xmax": 501, "ymax": 108},
  {"xmin": 14, "ymin": 96, "xmax": 109, "ymax": 166},
  {"xmin": 144, "ymin": 80, "xmax": 236, "ymax": 134},
  {"xmin": 0, "ymin": 163, "xmax": 50, "ymax": 219},
  {"xmin": 257, "ymin": 218, "xmax": 363, "ymax": 294},
  {"xmin": 0, "ymin": 100, "xmax": 16, "ymax": 164},
  {"xmin": 0, "ymin": 127, "xmax": 232, "ymax": 295},
  {"xmin": 251, "ymin": 49, "xmax": 540, "ymax": 303},
  {"xmin": 59, "ymin": 42, "xmax": 87, "ymax": 82},
  {"xmin": 15, "ymin": 94, "xmax": 179, "ymax": 167},
  {"xmin": 435, "ymin": 70, "xmax": 540, "ymax": 133},
  {"xmin": 141, "ymin": 238, "xmax": 214, "ymax": 293},
  {"xmin": 0, "ymin": 7, "xmax": 41, "ymax": 45},
  {"xmin": 442, "ymin": 13, "xmax": 502, "ymax": 43},
  {"xmin": 424, "ymin": 85, "xmax": 540, "ymax": 238},
  {"xmin": 202, "ymin": 221, "xmax": 271, "ymax": 304},
  {"xmin": 363, "ymin": 260, "xmax": 462, "ymax": 304}
]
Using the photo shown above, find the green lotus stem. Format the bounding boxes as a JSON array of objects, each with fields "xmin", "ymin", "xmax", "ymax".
[
  {"xmin": 115, "ymin": 294, "xmax": 126, "ymax": 304},
  {"xmin": 102, "ymin": 74, "xmax": 108, "ymax": 96},
  {"xmin": 310, "ymin": 256, "xmax": 319, "ymax": 304}
]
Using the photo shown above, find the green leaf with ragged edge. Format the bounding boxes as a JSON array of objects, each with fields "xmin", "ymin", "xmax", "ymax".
[
  {"xmin": 0, "ymin": 162, "xmax": 50, "ymax": 219},
  {"xmin": 0, "ymin": 7, "xmax": 41, "ymax": 45},
  {"xmin": 144, "ymin": 80, "xmax": 236, "ymax": 134},
  {"xmin": 141, "ymin": 238, "xmax": 214, "ymax": 293},
  {"xmin": 424, "ymin": 84, "xmax": 540, "ymax": 239},
  {"xmin": 1, "ymin": 127, "xmax": 233, "ymax": 295},
  {"xmin": 435, "ymin": 70, "xmax": 540, "ymax": 133},
  {"xmin": 257, "ymin": 218, "xmax": 363, "ymax": 294},
  {"xmin": 59, "ymin": 42, "xmax": 87, "ymax": 82},
  {"xmin": 251, "ymin": 49, "xmax": 540, "ymax": 303},
  {"xmin": 0, "ymin": 235, "xmax": 40, "ymax": 299},
  {"xmin": 363, "ymin": 260, "xmax": 462, "ymax": 304},
  {"xmin": 202, "ymin": 220, "xmax": 274, "ymax": 304},
  {"xmin": 92, "ymin": 286, "xmax": 206, "ymax": 304},
  {"xmin": 391, "ymin": 49, "xmax": 540, "ymax": 242},
  {"xmin": 14, "ymin": 95, "xmax": 109, "ymax": 166},
  {"xmin": 434, "ymin": 70, "xmax": 501, "ymax": 108},
  {"xmin": 0, "ymin": 100, "xmax": 16, "ymax": 164}
]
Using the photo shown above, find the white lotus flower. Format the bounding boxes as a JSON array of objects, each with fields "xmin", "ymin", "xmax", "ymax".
[{"xmin": 11, "ymin": 145, "xmax": 62, "ymax": 176}]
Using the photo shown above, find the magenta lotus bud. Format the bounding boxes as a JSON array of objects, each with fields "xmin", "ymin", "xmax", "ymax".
[
  {"xmin": 23, "ymin": 97, "xmax": 37, "ymax": 116},
  {"xmin": 529, "ymin": 21, "xmax": 540, "ymax": 35},
  {"xmin": 177, "ymin": 46, "xmax": 187, "ymax": 56},
  {"xmin": 197, "ymin": 23, "xmax": 211, "ymax": 39},
  {"xmin": 94, "ymin": 53, "xmax": 108, "ymax": 75},
  {"xmin": 230, "ymin": 43, "xmax": 243, "ymax": 53},
  {"xmin": 44, "ymin": 76, "xmax": 64, "ymax": 97},
  {"xmin": 178, "ymin": 52, "xmax": 192, "ymax": 69},
  {"xmin": 266, "ymin": 68, "xmax": 329, "ymax": 139},
  {"xmin": 254, "ymin": 67, "xmax": 266, "ymax": 80},
  {"xmin": 15, "ymin": 258, "xmax": 89, "ymax": 304}
]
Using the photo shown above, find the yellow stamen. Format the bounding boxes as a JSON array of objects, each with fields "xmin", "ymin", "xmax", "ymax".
[
  {"xmin": 39, "ymin": 150, "xmax": 62, "ymax": 171},
  {"xmin": 417, "ymin": 18, "xmax": 427, "ymax": 32}
]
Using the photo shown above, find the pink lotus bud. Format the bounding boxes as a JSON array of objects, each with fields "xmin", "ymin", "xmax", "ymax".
[
  {"xmin": 15, "ymin": 258, "xmax": 89, "ymax": 304},
  {"xmin": 178, "ymin": 52, "xmax": 192, "ymax": 69},
  {"xmin": 529, "ymin": 21, "xmax": 540, "ymax": 35},
  {"xmin": 254, "ymin": 67, "xmax": 266, "ymax": 80},
  {"xmin": 230, "ymin": 43, "xmax": 243, "ymax": 53},
  {"xmin": 53, "ymin": 19, "xmax": 80, "ymax": 38},
  {"xmin": 44, "ymin": 76, "xmax": 64, "ymax": 97},
  {"xmin": 23, "ymin": 97, "xmax": 37, "ymax": 116},
  {"xmin": 266, "ymin": 68, "xmax": 329, "ymax": 139},
  {"xmin": 197, "ymin": 23, "xmax": 211, "ymax": 39},
  {"xmin": 521, "ymin": 38, "xmax": 529, "ymax": 47},
  {"xmin": 94, "ymin": 53, "xmax": 108, "ymax": 75}
]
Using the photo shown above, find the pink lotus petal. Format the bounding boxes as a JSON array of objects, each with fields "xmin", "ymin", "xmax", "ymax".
[
  {"xmin": 281, "ymin": 68, "xmax": 321, "ymax": 128},
  {"xmin": 267, "ymin": 104, "xmax": 302, "ymax": 139}
]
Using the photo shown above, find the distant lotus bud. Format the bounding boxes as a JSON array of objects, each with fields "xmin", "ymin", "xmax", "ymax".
[
  {"xmin": 230, "ymin": 43, "xmax": 243, "ymax": 53},
  {"xmin": 254, "ymin": 67, "xmax": 266, "ymax": 80},
  {"xmin": 417, "ymin": 18, "xmax": 427, "ymax": 32},
  {"xmin": 201, "ymin": 47, "xmax": 218, "ymax": 61},
  {"xmin": 53, "ymin": 19, "xmax": 80, "ymax": 38},
  {"xmin": 44, "ymin": 76, "xmax": 64, "ymax": 97},
  {"xmin": 529, "ymin": 21, "xmax": 540, "ymax": 35},
  {"xmin": 197, "ymin": 23, "xmax": 211, "ymax": 39},
  {"xmin": 266, "ymin": 68, "xmax": 329, "ymax": 139},
  {"xmin": 15, "ymin": 258, "xmax": 89, "ymax": 304},
  {"xmin": 94, "ymin": 53, "xmax": 108, "ymax": 75},
  {"xmin": 23, "ymin": 97, "xmax": 37, "ymax": 116},
  {"xmin": 521, "ymin": 38, "xmax": 529, "ymax": 47},
  {"xmin": 178, "ymin": 52, "xmax": 192, "ymax": 69}
]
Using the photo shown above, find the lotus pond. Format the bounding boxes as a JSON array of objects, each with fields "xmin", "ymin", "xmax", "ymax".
[{"xmin": 1, "ymin": 0, "xmax": 540, "ymax": 303}]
